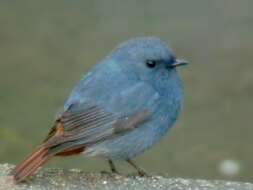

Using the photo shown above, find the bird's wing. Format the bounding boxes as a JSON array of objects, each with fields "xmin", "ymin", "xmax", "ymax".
[
  {"xmin": 43, "ymin": 104, "xmax": 150, "ymax": 155},
  {"xmin": 44, "ymin": 82, "xmax": 159, "ymax": 156}
]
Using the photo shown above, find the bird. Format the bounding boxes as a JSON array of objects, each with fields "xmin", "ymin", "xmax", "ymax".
[{"xmin": 11, "ymin": 37, "xmax": 188, "ymax": 183}]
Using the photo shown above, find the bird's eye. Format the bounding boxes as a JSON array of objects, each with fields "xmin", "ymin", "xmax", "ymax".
[{"xmin": 146, "ymin": 60, "xmax": 156, "ymax": 68}]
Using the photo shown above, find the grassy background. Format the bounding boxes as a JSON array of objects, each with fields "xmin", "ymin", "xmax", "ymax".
[{"xmin": 0, "ymin": 0, "xmax": 253, "ymax": 182}]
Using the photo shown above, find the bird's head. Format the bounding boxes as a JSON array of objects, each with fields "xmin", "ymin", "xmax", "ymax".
[{"xmin": 110, "ymin": 37, "xmax": 188, "ymax": 89}]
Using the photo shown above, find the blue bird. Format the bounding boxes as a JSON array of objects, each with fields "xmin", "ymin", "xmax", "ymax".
[{"xmin": 12, "ymin": 37, "xmax": 188, "ymax": 183}]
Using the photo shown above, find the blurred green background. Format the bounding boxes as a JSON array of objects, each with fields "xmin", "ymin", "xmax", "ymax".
[{"xmin": 0, "ymin": 0, "xmax": 253, "ymax": 182}]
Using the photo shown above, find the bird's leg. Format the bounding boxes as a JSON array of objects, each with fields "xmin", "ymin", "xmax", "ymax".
[
  {"xmin": 126, "ymin": 159, "xmax": 148, "ymax": 177},
  {"xmin": 108, "ymin": 159, "xmax": 119, "ymax": 173}
]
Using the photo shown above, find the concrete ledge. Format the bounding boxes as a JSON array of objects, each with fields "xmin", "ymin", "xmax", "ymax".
[{"xmin": 0, "ymin": 164, "xmax": 252, "ymax": 190}]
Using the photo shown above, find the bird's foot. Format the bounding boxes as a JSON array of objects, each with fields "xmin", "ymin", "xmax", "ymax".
[{"xmin": 137, "ymin": 169, "xmax": 149, "ymax": 177}]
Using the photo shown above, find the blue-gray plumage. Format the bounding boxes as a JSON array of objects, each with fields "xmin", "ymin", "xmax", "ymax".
[{"xmin": 12, "ymin": 37, "xmax": 188, "ymax": 183}]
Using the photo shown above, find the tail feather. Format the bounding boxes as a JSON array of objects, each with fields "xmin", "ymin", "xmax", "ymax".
[
  {"xmin": 11, "ymin": 120, "xmax": 86, "ymax": 183},
  {"xmin": 11, "ymin": 145, "xmax": 52, "ymax": 183},
  {"xmin": 12, "ymin": 145, "xmax": 46, "ymax": 174}
]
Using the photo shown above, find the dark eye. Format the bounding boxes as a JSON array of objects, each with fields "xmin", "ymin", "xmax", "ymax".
[{"xmin": 146, "ymin": 60, "xmax": 156, "ymax": 68}]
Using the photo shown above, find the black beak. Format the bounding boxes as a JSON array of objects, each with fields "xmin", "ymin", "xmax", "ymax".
[{"xmin": 171, "ymin": 58, "xmax": 189, "ymax": 67}]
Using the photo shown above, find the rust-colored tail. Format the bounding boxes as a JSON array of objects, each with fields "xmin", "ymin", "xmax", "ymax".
[
  {"xmin": 11, "ymin": 144, "xmax": 53, "ymax": 183},
  {"xmin": 11, "ymin": 116, "xmax": 87, "ymax": 183},
  {"xmin": 11, "ymin": 122, "xmax": 64, "ymax": 183}
]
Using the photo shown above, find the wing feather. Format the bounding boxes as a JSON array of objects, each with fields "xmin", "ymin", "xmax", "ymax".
[{"xmin": 43, "ymin": 104, "xmax": 150, "ymax": 155}]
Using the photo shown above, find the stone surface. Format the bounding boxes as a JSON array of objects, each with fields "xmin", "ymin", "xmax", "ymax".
[{"xmin": 0, "ymin": 164, "xmax": 253, "ymax": 190}]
